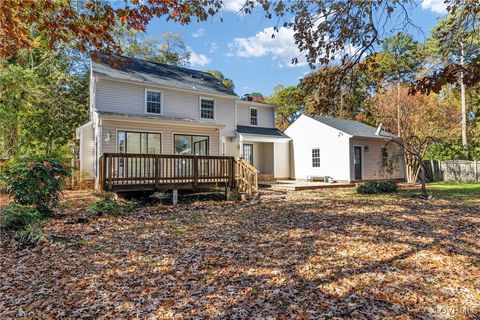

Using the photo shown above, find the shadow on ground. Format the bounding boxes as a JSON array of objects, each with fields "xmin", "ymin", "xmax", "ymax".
[{"xmin": 1, "ymin": 188, "xmax": 479, "ymax": 319}]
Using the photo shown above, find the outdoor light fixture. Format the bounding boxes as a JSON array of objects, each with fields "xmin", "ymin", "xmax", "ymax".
[
  {"xmin": 104, "ymin": 130, "xmax": 112, "ymax": 142},
  {"xmin": 364, "ymin": 145, "xmax": 369, "ymax": 152}
]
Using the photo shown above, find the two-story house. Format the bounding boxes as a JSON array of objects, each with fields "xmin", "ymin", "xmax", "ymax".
[{"xmin": 76, "ymin": 55, "xmax": 291, "ymax": 187}]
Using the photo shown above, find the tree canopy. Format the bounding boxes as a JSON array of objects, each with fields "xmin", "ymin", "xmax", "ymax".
[
  {"xmin": 2, "ymin": 1, "xmax": 478, "ymax": 93},
  {"xmin": 0, "ymin": 48, "xmax": 88, "ymax": 158},
  {"xmin": 115, "ymin": 29, "xmax": 191, "ymax": 67},
  {"xmin": 205, "ymin": 70, "xmax": 235, "ymax": 91}
]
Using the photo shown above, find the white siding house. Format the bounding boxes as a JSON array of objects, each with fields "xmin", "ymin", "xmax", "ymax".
[
  {"xmin": 76, "ymin": 55, "xmax": 404, "ymax": 188},
  {"xmin": 285, "ymin": 114, "xmax": 405, "ymax": 182}
]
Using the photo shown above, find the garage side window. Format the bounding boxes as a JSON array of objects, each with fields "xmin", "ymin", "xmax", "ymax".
[
  {"xmin": 312, "ymin": 148, "xmax": 320, "ymax": 167},
  {"xmin": 381, "ymin": 147, "xmax": 388, "ymax": 167}
]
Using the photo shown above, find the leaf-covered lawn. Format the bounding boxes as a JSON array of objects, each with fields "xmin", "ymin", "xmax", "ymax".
[{"xmin": 1, "ymin": 188, "xmax": 480, "ymax": 319}]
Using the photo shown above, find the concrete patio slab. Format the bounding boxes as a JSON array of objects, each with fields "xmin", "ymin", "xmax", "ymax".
[{"xmin": 261, "ymin": 180, "xmax": 355, "ymax": 191}]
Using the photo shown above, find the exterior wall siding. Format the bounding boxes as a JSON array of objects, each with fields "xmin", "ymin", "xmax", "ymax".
[
  {"xmin": 262, "ymin": 143, "xmax": 274, "ymax": 174},
  {"xmin": 99, "ymin": 118, "xmax": 220, "ymax": 156},
  {"xmin": 236, "ymin": 103, "xmax": 275, "ymax": 128},
  {"xmin": 95, "ymin": 78, "xmax": 237, "ymax": 137},
  {"xmin": 349, "ymin": 137, "xmax": 405, "ymax": 181},
  {"xmin": 80, "ymin": 76, "xmax": 286, "ymax": 182},
  {"xmin": 285, "ymin": 115, "xmax": 351, "ymax": 181},
  {"xmin": 78, "ymin": 123, "xmax": 95, "ymax": 179},
  {"xmin": 274, "ymin": 142, "xmax": 290, "ymax": 179}
]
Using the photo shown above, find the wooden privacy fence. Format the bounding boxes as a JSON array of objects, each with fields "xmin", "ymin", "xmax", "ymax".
[
  {"xmin": 424, "ymin": 160, "xmax": 480, "ymax": 182},
  {"xmin": 99, "ymin": 153, "xmax": 259, "ymax": 194}
]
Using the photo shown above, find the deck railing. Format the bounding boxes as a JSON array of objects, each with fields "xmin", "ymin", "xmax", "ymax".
[{"xmin": 99, "ymin": 153, "xmax": 258, "ymax": 194}]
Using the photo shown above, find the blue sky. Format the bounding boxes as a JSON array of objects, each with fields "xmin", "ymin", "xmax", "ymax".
[{"xmin": 146, "ymin": 0, "xmax": 447, "ymax": 97}]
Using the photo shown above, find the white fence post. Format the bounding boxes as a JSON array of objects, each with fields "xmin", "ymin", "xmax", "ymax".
[{"xmin": 475, "ymin": 160, "xmax": 478, "ymax": 182}]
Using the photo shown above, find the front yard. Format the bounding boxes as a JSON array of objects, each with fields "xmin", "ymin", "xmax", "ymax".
[{"xmin": 1, "ymin": 186, "xmax": 479, "ymax": 319}]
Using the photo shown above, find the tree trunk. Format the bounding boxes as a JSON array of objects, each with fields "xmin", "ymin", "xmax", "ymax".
[
  {"xmin": 420, "ymin": 163, "xmax": 429, "ymax": 198},
  {"xmin": 396, "ymin": 80, "xmax": 401, "ymax": 137},
  {"xmin": 404, "ymin": 152, "xmax": 420, "ymax": 183},
  {"xmin": 460, "ymin": 41, "xmax": 468, "ymax": 149}
]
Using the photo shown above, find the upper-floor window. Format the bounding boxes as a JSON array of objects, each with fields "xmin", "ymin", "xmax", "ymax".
[
  {"xmin": 312, "ymin": 148, "xmax": 320, "ymax": 167},
  {"xmin": 200, "ymin": 98, "xmax": 215, "ymax": 119},
  {"xmin": 145, "ymin": 90, "xmax": 162, "ymax": 114},
  {"xmin": 250, "ymin": 108, "xmax": 258, "ymax": 126}
]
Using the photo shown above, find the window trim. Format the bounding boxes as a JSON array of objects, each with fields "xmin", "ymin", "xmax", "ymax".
[
  {"xmin": 312, "ymin": 147, "xmax": 321, "ymax": 168},
  {"xmin": 116, "ymin": 130, "xmax": 162, "ymax": 154},
  {"xmin": 199, "ymin": 96, "xmax": 215, "ymax": 120},
  {"xmin": 381, "ymin": 146, "xmax": 389, "ymax": 167},
  {"xmin": 249, "ymin": 107, "xmax": 258, "ymax": 126},
  {"xmin": 173, "ymin": 133, "xmax": 210, "ymax": 155},
  {"xmin": 144, "ymin": 88, "xmax": 163, "ymax": 115}
]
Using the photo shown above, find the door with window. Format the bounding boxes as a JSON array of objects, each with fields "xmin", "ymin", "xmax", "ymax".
[
  {"xmin": 117, "ymin": 131, "xmax": 161, "ymax": 178},
  {"xmin": 174, "ymin": 134, "xmax": 209, "ymax": 177},
  {"xmin": 354, "ymin": 146, "xmax": 362, "ymax": 180},
  {"xmin": 243, "ymin": 144, "xmax": 254, "ymax": 165}
]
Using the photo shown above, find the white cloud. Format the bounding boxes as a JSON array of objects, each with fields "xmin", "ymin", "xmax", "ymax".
[
  {"xmin": 222, "ymin": 0, "xmax": 245, "ymax": 12},
  {"xmin": 209, "ymin": 41, "xmax": 218, "ymax": 53},
  {"xmin": 228, "ymin": 26, "xmax": 306, "ymax": 68},
  {"xmin": 421, "ymin": 0, "xmax": 447, "ymax": 13},
  {"xmin": 188, "ymin": 47, "xmax": 210, "ymax": 66},
  {"xmin": 192, "ymin": 28, "xmax": 205, "ymax": 38}
]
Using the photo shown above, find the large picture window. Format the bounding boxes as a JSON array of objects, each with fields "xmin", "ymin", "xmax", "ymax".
[
  {"xmin": 174, "ymin": 134, "xmax": 209, "ymax": 155},
  {"xmin": 200, "ymin": 98, "xmax": 214, "ymax": 119},
  {"xmin": 118, "ymin": 131, "xmax": 161, "ymax": 154},
  {"xmin": 312, "ymin": 148, "xmax": 320, "ymax": 167},
  {"xmin": 145, "ymin": 90, "xmax": 162, "ymax": 114}
]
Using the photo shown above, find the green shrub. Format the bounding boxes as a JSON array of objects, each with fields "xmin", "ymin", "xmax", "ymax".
[
  {"xmin": 15, "ymin": 224, "xmax": 46, "ymax": 245},
  {"xmin": 1, "ymin": 158, "xmax": 71, "ymax": 215},
  {"xmin": 357, "ymin": 181, "xmax": 398, "ymax": 194},
  {"xmin": 0, "ymin": 204, "xmax": 43, "ymax": 231},
  {"xmin": 87, "ymin": 198, "xmax": 134, "ymax": 216}
]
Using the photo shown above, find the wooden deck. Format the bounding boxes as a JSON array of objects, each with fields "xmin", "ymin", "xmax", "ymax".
[{"xmin": 99, "ymin": 153, "xmax": 258, "ymax": 194}]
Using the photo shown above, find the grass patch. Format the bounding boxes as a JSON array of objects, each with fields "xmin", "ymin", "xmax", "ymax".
[{"xmin": 400, "ymin": 181, "xmax": 480, "ymax": 203}]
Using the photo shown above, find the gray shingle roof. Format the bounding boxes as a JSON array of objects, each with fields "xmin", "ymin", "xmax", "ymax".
[
  {"xmin": 312, "ymin": 116, "xmax": 395, "ymax": 139},
  {"xmin": 236, "ymin": 125, "xmax": 290, "ymax": 138},
  {"xmin": 92, "ymin": 55, "xmax": 237, "ymax": 97}
]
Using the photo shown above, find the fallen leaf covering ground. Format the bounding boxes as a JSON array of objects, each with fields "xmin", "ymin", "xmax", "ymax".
[{"xmin": 1, "ymin": 188, "xmax": 480, "ymax": 319}]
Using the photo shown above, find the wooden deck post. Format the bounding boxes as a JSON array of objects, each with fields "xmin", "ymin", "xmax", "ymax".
[
  {"xmin": 154, "ymin": 155, "xmax": 159, "ymax": 189},
  {"xmin": 193, "ymin": 156, "xmax": 199, "ymax": 188},
  {"xmin": 108, "ymin": 155, "xmax": 113, "ymax": 190}
]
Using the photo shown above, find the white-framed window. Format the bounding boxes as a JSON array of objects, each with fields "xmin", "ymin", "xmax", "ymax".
[
  {"xmin": 381, "ymin": 146, "xmax": 388, "ymax": 167},
  {"xmin": 312, "ymin": 148, "xmax": 320, "ymax": 167},
  {"xmin": 250, "ymin": 107, "xmax": 258, "ymax": 126},
  {"xmin": 118, "ymin": 131, "xmax": 162, "ymax": 154},
  {"xmin": 145, "ymin": 89, "xmax": 162, "ymax": 114},
  {"xmin": 200, "ymin": 97, "xmax": 215, "ymax": 120}
]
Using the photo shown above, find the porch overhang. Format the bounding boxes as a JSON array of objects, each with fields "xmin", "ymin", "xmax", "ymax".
[
  {"xmin": 237, "ymin": 133, "xmax": 291, "ymax": 143},
  {"xmin": 236, "ymin": 125, "xmax": 291, "ymax": 143}
]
